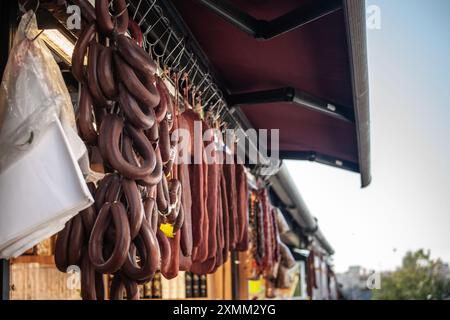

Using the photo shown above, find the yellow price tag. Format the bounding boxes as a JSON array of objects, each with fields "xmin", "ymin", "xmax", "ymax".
[{"xmin": 160, "ymin": 223, "xmax": 174, "ymax": 238}]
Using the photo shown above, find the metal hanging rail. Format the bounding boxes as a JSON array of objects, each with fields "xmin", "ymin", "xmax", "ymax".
[
  {"xmin": 128, "ymin": 0, "xmax": 280, "ymax": 177},
  {"xmin": 128, "ymin": 0, "xmax": 227, "ymax": 117}
]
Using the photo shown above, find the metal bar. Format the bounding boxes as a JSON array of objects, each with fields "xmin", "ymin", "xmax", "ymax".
[
  {"xmin": 195, "ymin": 0, "xmax": 261, "ymax": 38},
  {"xmin": 194, "ymin": 0, "xmax": 342, "ymax": 40},
  {"xmin": 279, "ymin": 150, "xmax": 360, "ymax": 173},
  {"xmin": 228, "ymin": 87, "xmax": 355, "ymax": 123},
  {"xmin": 263, "ymin": 0, "xmax": 343, "ymax": 40},
  {"xmin": 0, "ymin": 260, "xmax": 9, "ymax": 300},
  {"xmin": 228, "ymin": 87, "xmax": 294, "ymax": 105},
  {"xmin": 230, "ymin": 250, "xmax": 240, "ymax": 300}
]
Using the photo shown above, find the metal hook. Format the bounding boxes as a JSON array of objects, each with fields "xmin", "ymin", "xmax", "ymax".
[
  {"xmin": 112, "ymin": 2, "xmax": 129, "ymax": 19},
  {"xmin": 138, "ymin": 0, "xmax": 158, "ymax": 26},
  {"xmin": 204, "ymin": 86, "xmax": 220, "ymax": 106},
  {"xmin": 171, "ymin": 45, "xmax": 186, "ymax": 71},
  {"xmin": 151, "ymin": 28, "xmax": 172, "ymax": 59},
  {"xmin": 187, "ymin": 58, "xmax": 198, "ymax": 77},
  {"xmin": 178, "ymin": 52, "xmax": 194, "ymax": 75},
  {"xmin": 143, "ymin": 12, "xmax": 168, "ymax": 37},
  {"xmin": 211, "ymin": 97, "xmax": 222, "ymax": 111},
  {"xmin": 190, "ymin": 62, "xmax": 201, "ymax": 84},
  {"xmin": 200, "ymin": 79, "xmax": 215, "ymax": 98},
  {"xmin": 163, "ymin": 36, "xmax": 184, "ymax": 65},
  {"xmin": 132, "ymin": 0, "xmax": 143, "ymax": 20},
  {"xmin": 214, "ymin": 100, "xmax": 227, "ymax": 120},
  {"xmin": 20, "ymin": 0, "xmax": 40, "ymax": 36},
  {"xmin": 196, "ymin": 73, "xmax": 211, "ymax": 91}
]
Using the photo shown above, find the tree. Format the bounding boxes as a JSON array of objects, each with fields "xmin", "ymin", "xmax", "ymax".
[{"xmin": 372, "ymin": 249, "xmax": 450, "ymax": 300}]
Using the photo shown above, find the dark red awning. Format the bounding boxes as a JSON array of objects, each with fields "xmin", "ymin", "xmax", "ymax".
[{"xmin": 170, "ymin": 0, "xmax": 371, "ymax": 186}]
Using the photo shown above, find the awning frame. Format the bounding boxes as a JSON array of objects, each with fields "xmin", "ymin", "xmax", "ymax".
[
  {"xmin": 194, "ymin": 0, "xmax": 343, "ymax": 40},
  {"xmin": 228, "ymin": 87, "xmax": 355, "ymax": 123}
]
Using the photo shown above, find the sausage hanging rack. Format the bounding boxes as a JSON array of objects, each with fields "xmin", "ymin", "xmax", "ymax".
[
  {"xmin": 128, "ymin": 0, "xmax": 279, "ymax": 179},
  {"xmin": 127, "ymin": 0, "xmax": 226, "ymax": 122}
]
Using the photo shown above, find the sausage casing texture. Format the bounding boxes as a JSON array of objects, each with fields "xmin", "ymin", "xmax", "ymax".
[
  {"xmin": 110, "ymin": 275, "xmax": 139, "ymax": 300},
  {"xmin": 67, "ymin": 214, "xmax": 85, "ymax": 266},
  {"xmin": 55, "ymin": 219, "xmax": 73, "ymax": 272},
  {"xmin": 116, "ymin": 34, "xmax": 157, "ymax": 76},
  {"xmin": 235, "ymin": 164, "xmax": 249, "ymax": 251},
  {"xmin": 127, "ymin": 19, "xmax": 143, "ymax": 47},
  {"xmin": 114, "ymin": 54, "xmax": 160, "ymax": 110},
  {"xmin": 99, "ymin": 114, "xmax": 155, "ymax": 179},
  {"xmin": 97, "ymin": 46, "xmax": 118, "ymax": 100},
  {"xmin": 77, "ymin": 84, "xmax": 97, "ymax": 145},
  {"xmin": 72, "ymin": 23, "xmax": 95, "ymax": 83},
  {"xmin": 119, "ymin": 84, "xmax": 155, "ymax": 130},
  {"xmin": 121, "ymin": 178, "xmax": 144, "ymax": 239},
  {"xmin": 87, "ymin": 41, "xmax": 111, "ymax": 108},
  {"xmin": 122, "ymin": 220, "xmax": 160, "ymax": 281},
  {"xmin": 156, "ymin": 228, "xmax": 171, "ymax": 272},
  {"xmin": 88, "ymin": 202, "xmax": 131, "ymax": 273}
]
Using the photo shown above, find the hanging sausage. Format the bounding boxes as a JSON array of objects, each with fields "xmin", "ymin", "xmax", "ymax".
[{"xmin": 54, "ymin": 0, "xmax": 179, "ymax": 300}]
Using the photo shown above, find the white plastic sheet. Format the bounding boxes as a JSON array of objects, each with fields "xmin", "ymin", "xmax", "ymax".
[
  {"xmin": 0, "ymin": 11, "xmax": 77, "ymax": 172},
  {"xmin": 0, "ymin": 11, "xmax": 93, "ymax": 258}
]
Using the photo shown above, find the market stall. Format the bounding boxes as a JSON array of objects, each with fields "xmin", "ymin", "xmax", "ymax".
[{"xmin": 0, "ymin": 0, "xmax": 369, "ymax": 301}]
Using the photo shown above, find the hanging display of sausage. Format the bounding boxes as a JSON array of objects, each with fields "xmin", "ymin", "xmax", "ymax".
[{"xmin": 0, "ymin": 0, "xmax": 370, "ymax": 301}]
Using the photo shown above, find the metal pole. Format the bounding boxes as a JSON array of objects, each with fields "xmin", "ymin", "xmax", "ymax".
[
  {"xmin": 230, "ymin": 250, "xmax": 240, "ymax": 300},
  {"xmin": 0, "ymin": 260, "xmax": 10, "ymax": 300}
]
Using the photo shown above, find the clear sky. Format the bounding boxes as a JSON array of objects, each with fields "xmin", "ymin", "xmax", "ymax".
[{"xmin": 286, "ymin": 0, "xmax": 450, "ymax": 273}]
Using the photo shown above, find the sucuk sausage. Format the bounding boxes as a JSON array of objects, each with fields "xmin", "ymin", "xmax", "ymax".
[
  {"xmin": 71, "ymin": 23, "xmax": 95, "ymax": 83},
  {"xmin": 119, "ymin": 84, "xmax": 155, "ymax": 130},
  {"xmin": 176, "ymin": 114, "xmax": 193, "ymax": 257},
  {"xmin": 121, "ymin": 178, "xmax": 144, "ymax": 239},
  {"xmin": 235, "ymin": 164, "xmax": 249, "ymax": 251},
  {"xmin": 98, "ymin": 114, "xmax": 155, "ymax": 180},
  {"xmin": 110, "ymin": 275, "xmax": 139, "ymax": 300},
  {"xmin": 161, "ymin": 231, "xmax": 180, "ymax": 280},
  {"xmin": 146, "ymin": 121, "xmax": 159, "ymax": 144},
  {"xmin": 156, "ymin": 228, "xmax": 171, "ymax": 272},
  {"xmin": 122, "ymin": 220, "xmax": 159, "ymax": 281},
  {"xmin": 179, "ymin": 244, "xmax": 192, "ymax": 272},
  {"xmin": 80, "ymin": 183, "xmax": 97, "ymax": 237},
  {"xmin": 217, "ymin": 172, "xmax": 224, "ymax": 253},
  {"xmin": 114, "ymin": 53, "xmax": 160, "ymax": 110},
  {"xmin": 271, "ymin": 208, "xmax": 281, "ymax": 263},
  {"xmin": 67, "ymin": 214, "xmax": 85, "ymax": 266},
  {"xmin": 122, "ymin": 133, "xmax": 162, "ymax": 187},
  {"xmin": 97, "ymin": 46, "xmax": 118, "ymax": 100},
  {"xmin": 94, "ymin": 173, "xmax": 116, "ymax": 211},
  {"xmin": 143, "ymin": 197, "xmax": 157, "ymax": 231},
  {"xmin": 184, "ymin": 112, "xmax": 205, "ymax": 249},
  {"xmin": 204, "ymin": 124, "xmax": 219, "ymax": 259},
  {"xmin": 224, "ymin": 163, "xmax": 238, "ymax": 250},
  {"xmin": 88, "ymin": 202, "xmax": 131, "ymax": 273},
  {"xmin": 220, "ymin": 171, "xmax": 230, "ymax": 263},
  {"xmin": 55, "ymin": 219, "xmax": 73, "ymax": 272},
  {"xmin": 154, "ymin": 77, "xmax": 169, "ymax": 122},
  {"xmin": 80, "ymin": 250, "xmax": 97, "ymax": 300},
  {"xmin": 127, "ymin": 19, "xmax": 143, "ymax": 47},
  {"xmin": 116, "ymin": 34, "xmax": 157, "ymax": 76},
  {"xmin": 87, "ymin": 41, "xmax": 110, "ymax": 108},
  {"xmin": 77, "ymin": 84, "xmax": 98, "ymax": 145},
  {"xmin": 159, "ymin": 117, "xmax": 171, "ymax": 164}
]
